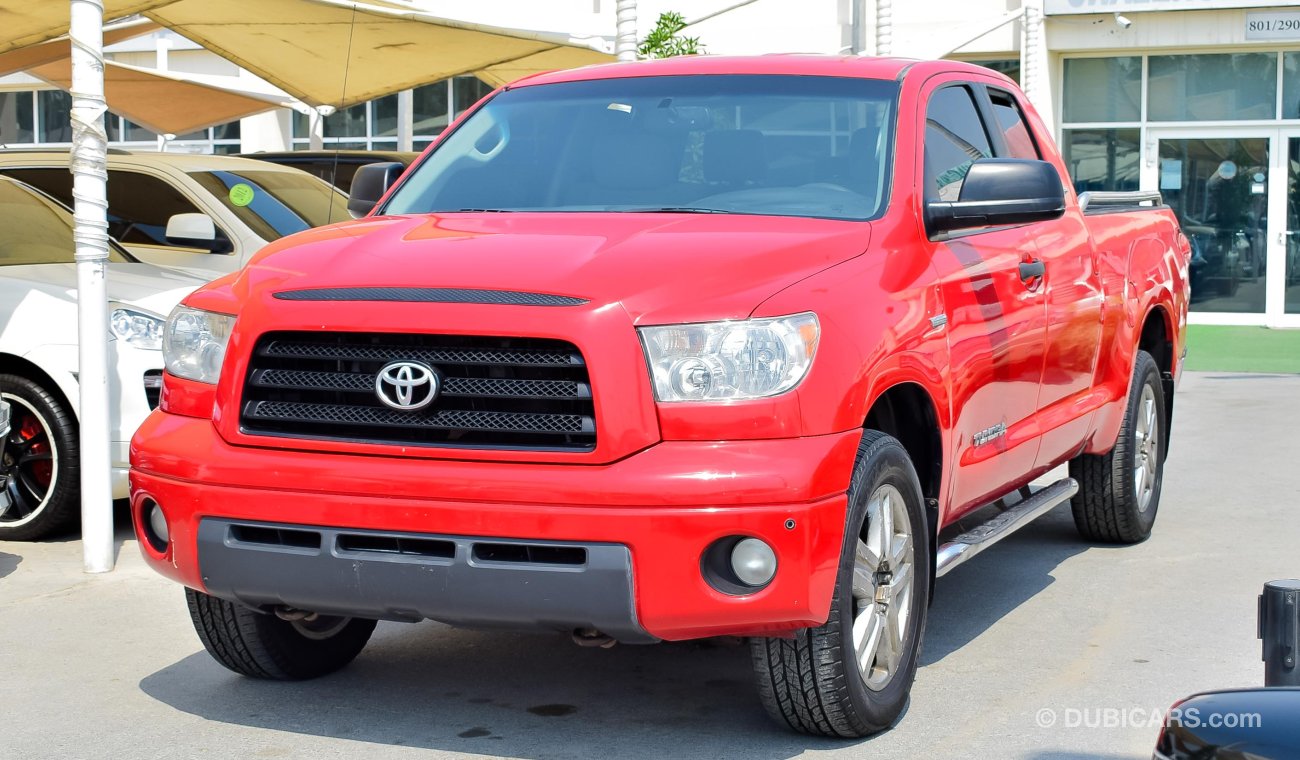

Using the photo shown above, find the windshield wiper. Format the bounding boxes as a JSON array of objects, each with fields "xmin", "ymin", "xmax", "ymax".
[{"xmin": 617, "ymin": 206, "xmax": 730, "ymax": 214}]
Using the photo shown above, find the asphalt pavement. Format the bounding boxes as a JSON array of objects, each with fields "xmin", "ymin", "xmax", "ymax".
[{"xmin": 2, "ymin": 371, "xmax": 1297, "ymax": 760}]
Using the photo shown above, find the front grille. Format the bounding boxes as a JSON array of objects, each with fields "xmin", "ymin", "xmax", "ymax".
[{"xmin": 240, "ymin": 332, "xmax": 596, "ymax": 451}]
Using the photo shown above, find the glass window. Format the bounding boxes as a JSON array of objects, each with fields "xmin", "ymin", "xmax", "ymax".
[
  {"xmin": 1062, "ymin": 57, "xmax": 1141, "ymax": 123},
  {"xmin": 923, "ymin": 85, "xmax": 992, "ymax": 201},
  {"xmin": 213, "ymin": 121, "xmax": 241, "ymax": 141},
  {"xmin": 189, "ymin": 169, "xmax": 350, "ymax": 241},
  {"xmin": 1061, "ymin": 128, "xmax": 1140, "ymax": 193},
  {"xmin": 0, "ymin": 92, "xmax": 34, "ymax": 144},
  {"xmin": 1149, "ymin": 54, "xmax": 1277, "ymax": 121},
  {"xmin": 1283, "ymin": 52, "xmax": 1300, "ymax": 119},
  {"xmin": 104, "ymin": 170, "xmax": 216, "ymax": 247},
  {"xmin": 323, "ymin": 102, "xmax": 367, "ymax": 138},
  {"xmin": 413, "ymin": 81, "xmax": 449, "ymax": 137},
  {"xmin": 987, "ymin": 88, "xmax": 1039, "ymax": 159},
  {"xmin": 453, "ymin": 76, "xmax": 493, "ymax": 118},
  {"xmin": 38, "ymin": 90, "xmax": 72, "ymax": 142},
  {"xmin": 970, "ymin": 59, "xmax": 1021, "ymax": 85},
  {"xmin": 1158, "ymin": 137, "xmax": 1268, "ymax": 314},
  {"xmin": 0, "ymin": 178, "xmax": 127, "ymax": 265},
  {"xmin": 372, "ymin": 93, "xmax": 399, "ymax": 137},
  {"xmin": 123, "ymin": 119, "xmax": 157, "ymax": 142},
  {"xmin": 386, "ymin": 74, "xmax": 898, "ymax": 221}
]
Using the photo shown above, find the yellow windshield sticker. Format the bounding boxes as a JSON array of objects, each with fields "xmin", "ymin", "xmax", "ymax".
[{"xmin": 229, "ymin": 183, "xmax": 255, "ymax": 207}]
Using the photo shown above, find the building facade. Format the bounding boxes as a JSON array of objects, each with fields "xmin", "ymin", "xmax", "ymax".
[{"xmin": 3, "ymin": 0, "xmax": 1300, "ymax": 325}]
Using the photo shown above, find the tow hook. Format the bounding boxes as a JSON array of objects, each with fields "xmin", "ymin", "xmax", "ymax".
[
  {"xmin": 572, "ymin": 627, "xmax": 617, "ymax": 648},
  {"xmin": 274, "ymin": 607, "xmax": 320, "ymax": 623}
]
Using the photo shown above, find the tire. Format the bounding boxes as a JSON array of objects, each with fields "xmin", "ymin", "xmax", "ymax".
[
  {"xmin": 186, "ymin": 588, "xmax": 377, "ymax": 680},
  {"xmin": 750, "ymin": 431, "xmax": 931, "ymax": 738},
  {"xmin": 1069, "ymin": 350, "xmax": 1166, "ymax": 544},
  {"xmin": 0, "ymin": 373, "xmax": 79, "ymax": 541}
]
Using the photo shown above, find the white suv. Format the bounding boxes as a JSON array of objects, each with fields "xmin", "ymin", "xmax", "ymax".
[
  {"xmin": 0, "ymin": 176, "xmax": 203, "ymax": 540},
  {"xmin": 0, "ymin": 150, "xmax": 350, "ymax": 281}
]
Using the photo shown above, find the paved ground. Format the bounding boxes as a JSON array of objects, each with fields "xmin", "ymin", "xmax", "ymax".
[{"xmin": 2, "ymin": 372, "xmax": 1297, "ymax": 760}]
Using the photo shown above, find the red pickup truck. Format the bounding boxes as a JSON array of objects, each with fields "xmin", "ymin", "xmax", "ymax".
[{"xmin": 132, "ymin": 55, "xmax": 1188, "ymax": 738}]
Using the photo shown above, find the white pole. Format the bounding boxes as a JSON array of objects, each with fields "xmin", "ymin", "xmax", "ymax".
[
  {"xmin": 69, "ymin": 0, "xmax": 114, "ymax": 574},
  {"xmin": 615, "ymin": 0, "xmax": 637, "ymax": 62},
  {"xmin": 875, "ymin": 0, "xmax": 892, "ymax": 56},
  {"xmin": 1021, "ymin": 0, "xmax": 1049, "ymax": 132}
]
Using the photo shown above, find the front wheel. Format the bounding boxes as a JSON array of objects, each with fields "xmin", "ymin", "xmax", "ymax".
[
  {"xmin": 0, "ymin": 374, "xmax": 79, "ymax": 541},
  {"xmin": 186, "ymin": 589, "xmax": 377, "ymax": 680},
  {"xmin": 751, "ymin": 431, "xmax": 931, "ymax": 738}
]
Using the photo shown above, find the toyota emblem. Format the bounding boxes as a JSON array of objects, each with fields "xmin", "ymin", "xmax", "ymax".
[{"xmin": 375, "ymin": 360, "xmax": 439, "ymax": 411}]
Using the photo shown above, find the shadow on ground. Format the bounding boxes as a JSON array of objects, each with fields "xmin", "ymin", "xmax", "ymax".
[
  {"xmin": 0, "ymin": 550, "xmax": 19, "ymax": 579},
  {"xmin": 923, "ymin": 504, "xmax": 1091, "ymax": 665},
  {"xmin": 138, "ymin": 504, "xmax": 1094, "ymax": 758},
  {"xmin": 141, "ymin": 630, "xmax": 862, "ymax": 759}
]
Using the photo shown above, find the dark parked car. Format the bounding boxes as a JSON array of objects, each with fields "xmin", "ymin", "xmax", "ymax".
[{"xmin": 237, "ymin": 150, "xmax": 419, "ymax": 193}]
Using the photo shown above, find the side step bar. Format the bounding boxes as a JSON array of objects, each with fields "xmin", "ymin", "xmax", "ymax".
[{"xmin": 935, "ymin": 478, "xmax": 1079, "ymax": 578}]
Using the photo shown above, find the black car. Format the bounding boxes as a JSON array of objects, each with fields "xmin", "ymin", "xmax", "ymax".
[{"xmin": 236, "ymin": 150, "xmax": 419, "ymax": 193}]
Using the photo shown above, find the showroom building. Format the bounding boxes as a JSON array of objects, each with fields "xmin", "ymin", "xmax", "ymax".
[{"xmin": 3, "ymin": 0, "xmax": 1300, "ymax": 325}]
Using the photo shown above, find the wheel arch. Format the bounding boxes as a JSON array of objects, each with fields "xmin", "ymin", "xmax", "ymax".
[{"xmin": 0, "ymin": 353, "xmax": 78, "ymax": 423}]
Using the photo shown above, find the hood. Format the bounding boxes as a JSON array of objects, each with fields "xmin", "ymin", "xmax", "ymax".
[
  {"xmin": 2, "ymin": 262, "xmax": 205, "ymax": 318},
  {"xmin": 239, "ymin": 213, "xmax": 872, "ymax": 323}
]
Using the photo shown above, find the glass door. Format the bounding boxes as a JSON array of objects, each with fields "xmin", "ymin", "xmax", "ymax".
[
  {"xmin": 1279, "ymin": 131, "xmax": 1300, "ymax": 324},
  {"xmin": 1145, "ymin": 131, "xmax": 1272, "ymax": 318}
]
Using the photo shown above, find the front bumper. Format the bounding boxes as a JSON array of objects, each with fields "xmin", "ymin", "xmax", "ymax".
[{"xmin": 131, "ymin": 412, "xmax": 859, "ymax": 641}]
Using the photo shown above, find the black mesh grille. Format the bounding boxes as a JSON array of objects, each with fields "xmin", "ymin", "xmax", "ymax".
[{"xmin": 240, "ymin": 332, "xmax": 596, "ymax": 451}]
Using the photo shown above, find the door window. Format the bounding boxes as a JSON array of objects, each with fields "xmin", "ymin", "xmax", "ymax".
[
  {"xmin": 0, "ymin": 166, "xmax": 224, "ymax": 249},
  {"xmin": 923, "ymin": 85, "xmax": 993, "ymax": 201},
  {"xmin": 0, "ymin": 179, "xmax": 127, "ymax": 265}
]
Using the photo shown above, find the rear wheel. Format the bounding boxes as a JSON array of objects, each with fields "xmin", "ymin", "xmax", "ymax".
[
  {"xmin": 1069, "ymin": 350, "xmax": 1166, "ymax": 544},
  {"xmin": 186, "ymin": 589, "xmax": 377, "ymax": 680},
  {"xmin": 0, "ymin": 374, "xmax": 79, "ymax": 541},
  {"xmin": 750, "ymin": 431, "xmax": 931, "ymax": 738}
]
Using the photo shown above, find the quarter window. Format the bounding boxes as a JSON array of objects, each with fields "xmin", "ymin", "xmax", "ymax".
[
  {"xmin": 987, "ymin": 88, "xmax": 1040, "ymax": 160},
  {"xmin": 923, "ymin": 85, "xmax": 992, "ymax": 201}
]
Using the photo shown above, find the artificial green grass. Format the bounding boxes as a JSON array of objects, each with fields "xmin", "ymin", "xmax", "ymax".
[{"xmin": 1183, "ymin": 325, "xmax": 1300, "ymax": 374}]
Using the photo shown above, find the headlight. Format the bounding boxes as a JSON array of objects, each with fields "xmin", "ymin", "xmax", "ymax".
[
  {"xmin": 109, "ymin": 305, "xmax": 165, "ymax": 350},
  {"xmin": 639, "ymin": 313, "xmax": 819, "ymax": 402},
  {"xmin": 163, "ymin": 306, "xmax": 235, "ymax": 385}
]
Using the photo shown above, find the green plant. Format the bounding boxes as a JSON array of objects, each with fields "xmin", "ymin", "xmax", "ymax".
[{"xmin": 638, "ymin": 11, "xmax": 703, "ymax": 59}]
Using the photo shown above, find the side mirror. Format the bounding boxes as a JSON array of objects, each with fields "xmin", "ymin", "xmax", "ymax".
[
  {"xmin": 925, "ymin": 158, "xmax": 1065, "ymax": 236},
  {"xmin": 348, "ymin": 162, "xmax": 406, "ymax": 218},
  {"xmin": 1154, "ymin": 688, "xmax": 1300, "ymax": 759},
  {"xmin": 165, "ymin": 213, "xmax": 226, "ymax": 253}
]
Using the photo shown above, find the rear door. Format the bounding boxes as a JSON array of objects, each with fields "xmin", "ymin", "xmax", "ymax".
[
  {"xmin": 919, "ymin": 80, "xmax": 1049, "ymax": 517},
  {"xmin": 981, "ymin": 86, "xmax": 1104, "ymax": 469}
]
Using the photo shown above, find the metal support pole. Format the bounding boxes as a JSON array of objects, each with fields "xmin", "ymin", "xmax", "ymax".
[
  {"xmin": 875, "ymin": 0, "xmax": 892, "ymax": 56},
  {"xmin": 69, "ymin": 0, "xmax": 114, "ymax": 574},
  {"xmin": 615, "ymin": 0, "xmax": 637, "ymax": 62},
  {"xmin": 1260, "ymin": 579, "xmax": 1300, "ymax": 686}
]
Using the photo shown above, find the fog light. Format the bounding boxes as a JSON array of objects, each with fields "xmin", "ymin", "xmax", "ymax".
[
  {"xmin": 730, "ymin": 538, "xmax": 777, "ymax": 587},
  {"xmin": 141, "ymin": 498, "xmax": 169, "ymax": 552}
]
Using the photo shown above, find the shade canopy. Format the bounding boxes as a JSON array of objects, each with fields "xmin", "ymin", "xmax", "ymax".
[
  {"xmin": 0, "ymin": 18, "xmax": 161, "ymax": 76},
  {"xmin": 0, "ymin": 0, "xmax": 173, "ymax": 54},
  {"xmin": 143, "ymin": 0, "xmax": 614, "ymax": 107},
  {"xmin": 29, "ymin": 59, "xmax": 286, "ymax": 136}
]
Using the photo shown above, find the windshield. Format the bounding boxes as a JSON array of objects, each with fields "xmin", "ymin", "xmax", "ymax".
[
  {"xmin": 384, "ymin": 74, "xmax": 898, "ymax": 221},
  {"xmin": 0, "ymin": 180, "xmax": 129, "ymax": 266},
  {"xmin": 190, "ymin": 169, "xmax": 352, "ymax": 242}
]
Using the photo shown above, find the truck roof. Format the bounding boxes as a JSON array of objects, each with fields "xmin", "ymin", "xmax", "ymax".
[{"xmin": 511, "ymin": 54, "xmax": 998, "ymax": 88}]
